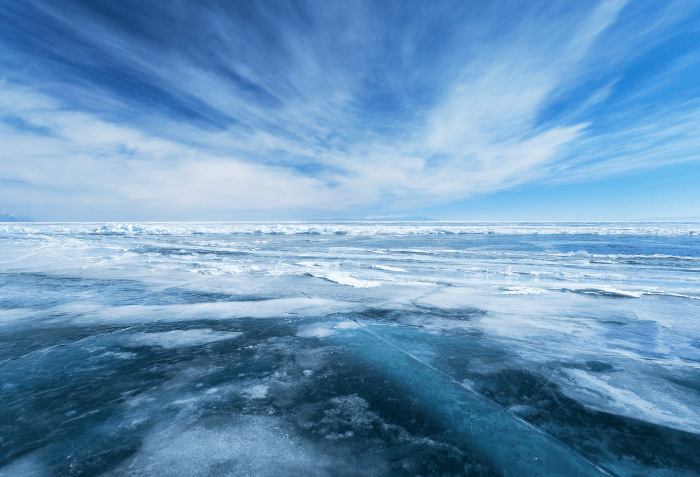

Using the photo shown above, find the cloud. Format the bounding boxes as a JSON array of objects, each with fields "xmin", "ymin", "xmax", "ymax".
[
  {"xmin": 0, "ymin": 0, "xmax": 699, "ymax": 219},
  {"xmin": 0, "ymin": 81, "xmax": 342, "ymax": 215}
]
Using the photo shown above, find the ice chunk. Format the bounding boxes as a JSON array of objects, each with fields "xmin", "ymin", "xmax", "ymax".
[
  {"xmin": 556, "ymin": 285, "xmax": 644, "ymax": 298},
  {"xmin": 307, "ymin": 272, "xmax": 380, "ymax": 288}
]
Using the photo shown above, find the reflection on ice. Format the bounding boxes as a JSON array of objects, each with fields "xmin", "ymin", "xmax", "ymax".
[{"xmin": 1, "ymin": 223, "xmax": 699, "ymax": 476}]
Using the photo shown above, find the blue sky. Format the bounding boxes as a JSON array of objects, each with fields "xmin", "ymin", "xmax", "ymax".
[{"xmin": 1, "ymin": 0, "xmax": 699, "ymax": 221}]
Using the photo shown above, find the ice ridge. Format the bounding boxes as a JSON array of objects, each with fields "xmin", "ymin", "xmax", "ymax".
[{"xmin": 2, "ymin": 221, "xmax": 699, "ymax": 236}]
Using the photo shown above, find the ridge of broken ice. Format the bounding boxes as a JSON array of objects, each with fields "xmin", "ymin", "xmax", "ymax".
[
  {"xmin": 306, "ymin": 272, "xmax": 380, "ymax": 288},
  {"xmin": 371, "ymin": 265, "xmax": 408, "ymax": 272},
  {"xmin": 2, "ymin": 221, "xmax": 700, "ymax": 236}
]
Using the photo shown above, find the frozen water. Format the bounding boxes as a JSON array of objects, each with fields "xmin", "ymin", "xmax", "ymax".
[
  {"xmin": 122, "ymin": 329, "xmax": 243, "ymax": 349},
  {"xmin": 1, "ymin": 222, "xmax": 699, "ymax": 476}
]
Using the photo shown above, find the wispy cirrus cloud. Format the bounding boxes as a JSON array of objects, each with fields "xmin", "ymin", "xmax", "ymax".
[{"xmin": 0, "ymin": 0, "xmax": 698, "ymax": 219}]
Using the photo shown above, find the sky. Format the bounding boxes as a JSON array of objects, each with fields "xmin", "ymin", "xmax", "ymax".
[{"xmin": 1, "ymin": 0, "xmax": 699, "ymax": 221}]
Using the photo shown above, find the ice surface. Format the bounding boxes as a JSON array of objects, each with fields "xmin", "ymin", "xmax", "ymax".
[
  {"xmin": 122, "ymin": 329, "xmax": 242, "ymax": 349},
  {"xmin": 1, "ymin": 222, "xmax": 699, "ymax": 476}
]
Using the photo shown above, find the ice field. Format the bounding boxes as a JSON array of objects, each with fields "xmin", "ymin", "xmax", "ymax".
[{"xmin": 1, "ymin": 222, "xmax": 699, "ymax": 476}]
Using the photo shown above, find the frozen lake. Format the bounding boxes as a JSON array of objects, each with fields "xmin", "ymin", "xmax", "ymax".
[{"xmin": 1, "ymin": 222, "xmax": 699, "ymax": 476}]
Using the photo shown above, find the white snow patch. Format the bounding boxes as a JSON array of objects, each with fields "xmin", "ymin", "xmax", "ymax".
[
  {"xmin": 392, "ymin": 281, "xmax": 439, "ymax": 286},
  {"xmin": 297, "ymin": 320, "xmax": 361, "ymax": 338},
  {"xmin": 296, "ymin": 261, "xmax": 328, "ymax": 267},
  {"xmin": 307, "ymin": 272, "xmax": 380, "ymax": 288},
  {"xmin": 123, "ymin": 329, "xmax": 242, "ymax": 349},
  {"xmin": 102, "ymin": 416, "xmax": 334, "ymax": 476},
  {"xmin": 500, "ymin": 286, "xmax": 549, "ymax": 295},
  {"xmin": 242, "ymin": 385, "xmax": 268, "ymax": 399},
  {"xmin": 562, "ymin": 368, "xmax": 700, "ymax": 434},
  {"xmin": 296, "ymin": 324, "xmax": 336, "ymax": 338},
  {"xmin": 371, "ymin": 265, "xmax": 407, "ymax": 272}
]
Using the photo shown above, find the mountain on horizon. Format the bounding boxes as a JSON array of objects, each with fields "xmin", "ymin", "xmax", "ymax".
[{"xmin": 0, "ymin": 211, "xmax": 33, "ymax": 222}]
